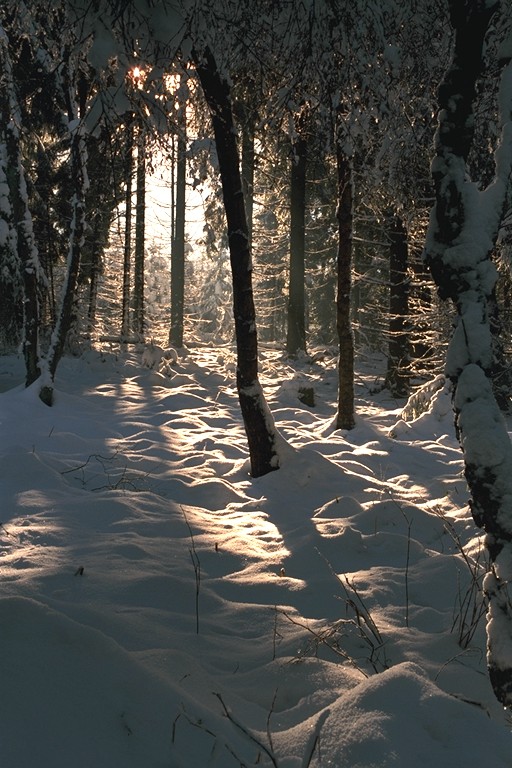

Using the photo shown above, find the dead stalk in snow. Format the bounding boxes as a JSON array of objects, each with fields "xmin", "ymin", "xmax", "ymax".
[
  {"xmin": 61, "ymin": 449, "xmax": 153, "ymax": 492},
  {"xmin": 442, "ymin": 515, "xmax": 488, "ymax": 649},
  {"xmin": 342, "ymin": 576, "xmax": 389, "ymax": 673},
  {"xmin": 276, "ymin": 607, "xmax": 369, "ymax": 678},
  {"xmin": 172, "ymin": 690, "xmax": 327, "ymax": 768},
  {"xmin": 181, "ymin": 506, "xmax": 201, "ymax": 635},
  {"xmin": 312, "ymin": 548, "xmax": 388, "ymax": 673},
  {"xmin": 214, "ymin": 691, "xmax": 279, "ymax": 768}
]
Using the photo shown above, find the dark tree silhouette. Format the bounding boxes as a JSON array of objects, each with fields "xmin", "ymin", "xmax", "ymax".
[{"xmin": 193, "ymin": 46, "xmax": 281, "ymax": 477}]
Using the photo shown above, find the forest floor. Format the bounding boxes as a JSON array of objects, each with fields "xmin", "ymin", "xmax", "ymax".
[{"xmin": 1, "ymin": 343, "xmax": 511, "ymax": 767}]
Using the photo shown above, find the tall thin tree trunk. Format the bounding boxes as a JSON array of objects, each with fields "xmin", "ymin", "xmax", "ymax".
[
  {"xmin": 0, "ymin": 139, "xmax": 22, "ymax": 348},
  {"xmin": 133, "ymin": 125, "xmax": 146, "ymax": 339},
  {"xmin": 170, "ymin": 95, "xmax": 186, "ymax": 348},
  {"xmin": 87, "ymin": 228, "xmax": 101, "ymax": 335},
  {"xmin": 0, "ymin": 26, "xmax": 41, "ymax": 386},
  {"xmin": 425, "ymin": 0, "xmax": 512, "ymax": 706},
  {"xmin": 409, "ymin": 244, "xmax": 433, "ymax": 372},
  {"xmin": 121, "ymin": 114, "xmax": 133, "ymax": 339},
  {"xmin": 286, "ymin": 134, "xmax": 307, "ymax": 357},
  {"xmin": 335, "ymin": 149, "xmax": 355, "ymax": 430},
  {"xmin": 489, "ymin": 286, "xmax": 512, "ymax": 413},
  {"xmin": 193, "ymin": 46, "xmax": 281, "ymax": 477},
  {"xmin": 385, "ymin": 213, "xmax": 410, "ymax": 397},
  {"xmin": 238, "ymin": 100, "xmax": 256, "ymax": 250},
  {"xmin": 39, "ymin": 55, "xmax": 89, "ymax": 406}
]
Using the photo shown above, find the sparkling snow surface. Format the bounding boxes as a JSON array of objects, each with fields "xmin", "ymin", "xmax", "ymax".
[{"xmin": 1, "ymin": 346, "xmax": 511, "ymax": 767}]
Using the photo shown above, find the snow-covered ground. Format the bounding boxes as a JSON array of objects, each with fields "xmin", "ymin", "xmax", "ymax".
[{"xmin": 1, "ymin": 344, "xmax": 511, "ymax": 767}]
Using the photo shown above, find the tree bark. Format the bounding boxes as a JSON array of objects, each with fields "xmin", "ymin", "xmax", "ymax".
[
  {"xmin": 133, "ymin": 125, "xmax": 146, "ymax": 339},
  {"xmin": 87, "ymin": 226, "xmax": 101, "ymax": 334},
  {"xmin": 0, "ymin": 25, "xmax": 41, "ymax": 385},
  {"xmin": 489, "ymin": 286, "xmax": 512, "ymax": 413},
  {"xmin": 39, "ymin": 54, "xmax": 89, "ymax": 406},
  {"xmin": 425, "ymin": 0, "xmax": 512, "ymax": 706},
  {"xmin": 193, "ymin": 46, "xmax": 280, "ymax": 477},
  {"xmin": 286, "ymin": 133, "xmax": 307, "ymax": 357},
  {"xmin": 170, "ymin": 92, "xmax": 186, "ymax": 348},
  {"xmin": 121, "ymin": 114, "xmax": 133, "ymax": 339},
  {"xmin": 236, "ymin": 97, "xmax": 256, "ymax": 251},
  {"xmin": 335, "ymin": 149, "xmax": 355, "ymax": 430}
]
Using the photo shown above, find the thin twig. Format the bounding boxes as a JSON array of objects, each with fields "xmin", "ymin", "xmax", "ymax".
[
  {"xmin": 301, "ymin": 708, "xmax": 330, "ymax": 768},
  {"xmin": 278, "ymin": 608, "xmax": 368, "ymax": 677},
  {"xmin": 266, "ymin": 689, "xmax": 278, "ymax": 757},
  {"xmin": 214, "ymin": 692, "xmax": 279, "ymax": 768},
  {"xmin": 181, "ymin": 506, "xmax": 201, "ymax": 634}
]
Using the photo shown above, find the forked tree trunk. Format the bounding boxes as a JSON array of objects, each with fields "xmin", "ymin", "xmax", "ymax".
[
  {"xmin": 335, "ymin": 149, "xmax": 355, "ymax": 430},
  {"xmin": 193, "ymin": 46, "xmax": 280, "ymax": 477},
  {"xmin": 425, "ymin": 0, "xmax": 512, "ymax": 706}
]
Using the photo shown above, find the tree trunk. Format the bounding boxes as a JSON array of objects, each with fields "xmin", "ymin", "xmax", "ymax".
[
  {"xmin": 193, "ymin": 46, "xmax": 280, "ymax": 477},
  {"xmin": 237, "ymin": 99, "xmax": 256, "ymax": 251},
  {"xmin": 489, "ymin": 286, "xmax": 512, "ymax": 413},
  {"xmin": 0, "ymin": 139, "xmax": 22, "ymax": 349},
  {"xmin": 425, "ymin": 0, "xmax": 512, "ymax": 706},
  {"xmin": 0, "ymin": 25, "xmax": 41, "ymax": 385},
  {"xmin": 409, "ymin": 244, "xmax": 434, "ymax": 373},
  {"xmin": 39, "ymin": 57, "xmax": 89, "ymax": 406},
  {"xmin": 335, "ymin": 149, "xmax": 355, "ymax": 430},
  {"xmin": 133, "ymin": 125, "xmax": 146, "ymax": 339},
  {"xmin": 87, "ymin": 229, "xmax": 101, "ymax": 335},
  {"xmin": 170, "ymin": 93, "xmax": 186, "ymax": 348},
  {"xmin": 286, "ymin": 134, "xmax": 307, "ymax": 357},
  {"xmin": 385, "ymin": 213, "xmax": 410, "ymax": 398},
  {"xmin": 121, "ymin": 114, "xmax": 133, "ymax": 339}
]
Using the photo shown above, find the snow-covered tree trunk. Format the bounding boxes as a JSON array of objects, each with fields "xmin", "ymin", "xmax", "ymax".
[
  {"xmin": 39, "ymin": 52, "xmax": 89, "ymax": 405},
  {"xmin": 424, "ymin": 0, "xmax": 512, "ymax": 706},
  {"xmin": 193, "ymin": 46, "xmax": 281, "ymax": 477},
  {"xmin": 0, "ymin": 120, "xmax": 22, "ymax": 348},
  {"xmin": 0, "ymin": 24, "xmax": 42, "ymax": 384}
]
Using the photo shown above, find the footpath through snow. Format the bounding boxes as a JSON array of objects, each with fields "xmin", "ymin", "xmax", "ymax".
[{"xmin": 0, "ymin": 345, "xmax": 511, "ymax": 767}]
